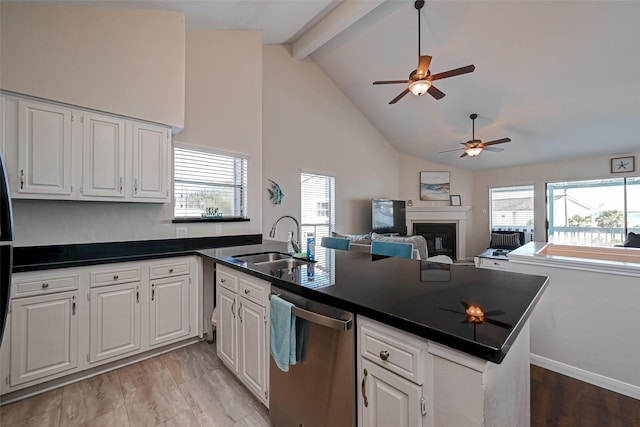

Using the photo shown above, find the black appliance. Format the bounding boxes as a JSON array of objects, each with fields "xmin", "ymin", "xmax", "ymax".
[
  {"xmin": 0, "ymin": 151, "xmax": 14, "ymax": 343},
  {"xmin": 372, "ymin": 199, "xmax": 407, "ymax": 235}
]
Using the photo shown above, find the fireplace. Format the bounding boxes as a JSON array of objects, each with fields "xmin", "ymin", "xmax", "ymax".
[
  {"xmin": 405, "ymin": 206, "xmax": 470, "ymax": 260},
  {"xmin": 414, "ymin": 223, "xmax": 457, "ymax": 259}
]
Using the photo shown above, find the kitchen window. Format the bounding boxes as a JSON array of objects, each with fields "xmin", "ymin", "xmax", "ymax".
[
  {"xmin": 173, "ymin": 143, "xmax": 248, "ymax": 221},
  {"xmin": 301, "ymin": 172, "xmax": 335, "ymax": 253},
  {"xmin": 547, "ymin": 177, "xmax": 639, "ymax": 246}
]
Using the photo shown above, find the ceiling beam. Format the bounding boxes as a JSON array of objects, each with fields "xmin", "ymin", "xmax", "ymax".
[{"xmin": 292, "ymin": 0, "xmax": 387, "ymax": 60}]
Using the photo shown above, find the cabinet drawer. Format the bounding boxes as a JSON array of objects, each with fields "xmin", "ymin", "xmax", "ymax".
[
  {"xmin": 239, "ymin": 277, "xmax": 269, "ymax": 307},
  {"xmin": 217, "ymin": 269, "xmax": 238, "ymax": 292},
  {"xmin": 477, "ymin": 257, "xmax": 510, "ymax": 270},
  {"xmin": 359, "ymin": 317, "xmax": 427, "ymax": 385},
  {"xmin": 13, "ymin": 274, "xmax": 79, "ymax": 297},
  {"xmin": 91, "ymin": 267, "xmax": 141, "ymax": 287},
  {"xmin": 149, "ymin": 260, "xmax": 190, "ymax": 279}
]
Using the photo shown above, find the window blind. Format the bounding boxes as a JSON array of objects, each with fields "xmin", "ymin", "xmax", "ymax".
[{"xmin": 174, "ymin": 145, "xmax": 247, "ymax": 219}]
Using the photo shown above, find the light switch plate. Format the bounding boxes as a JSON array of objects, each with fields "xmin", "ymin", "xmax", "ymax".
[{"xmin": 176, "ymin": 227, "xmax": 188, "ymax": 238}]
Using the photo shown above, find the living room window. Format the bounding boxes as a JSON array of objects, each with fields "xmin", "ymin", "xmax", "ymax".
[
  {"xmin": 489, "ymin": 185, "xmax": 535, "ymax": 235},
  {"xmin": 173, "ymin": 143, "xmax": 248, "ymax": 220},
  {"xmin": 547, "ymin": 177, "xmax": 639, "ymax": 246},
  {"xmin": 300, "ymin": 172, "xmax": 335, "ymax": 254}
]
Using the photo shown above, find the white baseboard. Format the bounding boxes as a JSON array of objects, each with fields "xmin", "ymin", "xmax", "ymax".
[{"xmin": 530, "ymin": 353, "xmax": 640, "ymax": 400}]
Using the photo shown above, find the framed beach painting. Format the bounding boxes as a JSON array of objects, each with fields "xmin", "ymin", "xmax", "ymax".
[{"xmin": 420, "ymin": 172, "xmax": 450, "ymax": 201}]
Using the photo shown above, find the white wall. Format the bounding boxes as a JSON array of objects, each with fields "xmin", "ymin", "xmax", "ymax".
[
  {"xmin": 175, "ymin": 30, "xmax": 263, "ymax": 238},
  {"xmin": 470, "ymin": 151, "xmax": 640, "ymax": 255},
  {"xmin": 0, "ymin": 3, "xmax": 185, "ymax": 128},
  {"xmin": 262, "ymin": 45, "xmax": 400, "ymax": 240}
]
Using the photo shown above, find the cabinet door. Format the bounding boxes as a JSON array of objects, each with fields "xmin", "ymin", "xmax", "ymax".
[
  {"xmin": 149, "ymin": 275, "xmax": 190, "ymax": 347},
  {"xmin": 17, "ymin": 99, "xmax": 73, "ymax": 197},
  {"xmin": 131, "ymin": 122, "xmax": 169, "ymax": 201},
  {"xmin": 90, "ymin": 282, "xmax": 141, "ymax": 363},
  {"xmin": 238, "ymin": 297, "xmax": 267, "ymax": 401},
  {"xmin": 360, "ymin": 359, "xmax": 423, "ymax": 427},
  {"xmin": 81, "ymin": 113, "xmax": 125, "ymax": 198},
  {"xmin": 216, "ymin": 286, "xmax": 238, "ymax": 372},
  {"xmin": 10, "ymin": 291, "xmax": 79, "ymax": 386}
]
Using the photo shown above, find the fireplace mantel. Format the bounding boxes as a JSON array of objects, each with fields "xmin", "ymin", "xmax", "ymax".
[{"xmin": 406, "ymin": 206, "xmax": 472, "ymax": 260}]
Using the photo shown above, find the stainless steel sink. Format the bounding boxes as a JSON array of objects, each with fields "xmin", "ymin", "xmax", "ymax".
[
  {"xmin": 260, "ymin": 258, "xmax": 312, "ymax": 270},
  {"xmin": 233, "ymin": 252, "xmax": 292, "ymax": 264}
]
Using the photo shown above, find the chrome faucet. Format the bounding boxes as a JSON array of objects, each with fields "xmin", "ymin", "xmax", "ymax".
[{"xmin": 269, "ymin": 215, "xmax": 301, "ymax": 254}]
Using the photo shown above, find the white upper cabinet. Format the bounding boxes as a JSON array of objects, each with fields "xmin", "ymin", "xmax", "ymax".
[
  {"xmin": 81, "ymin": 113, "xmax": 126, "ymax": 199},
  {"xmin": 3, "ymin": 93, "xmax": 171, "ymax": 203},
  {"xmin": 17, "ymin": 99, "xmax": 73, "ymax": 198},
  {"xmin": 131, "ymin": 122, "xmax": 170, "ymax": 202}
]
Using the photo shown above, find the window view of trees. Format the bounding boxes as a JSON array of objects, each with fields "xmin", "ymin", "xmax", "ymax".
[{"xmin": 547, "ymin": 177, "xmax": 639, "ymax": 246}]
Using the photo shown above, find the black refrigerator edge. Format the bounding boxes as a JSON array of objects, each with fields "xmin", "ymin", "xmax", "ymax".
[{"xmin": 0, "ymin": 150, "xmax": 14, "ymax": 343}]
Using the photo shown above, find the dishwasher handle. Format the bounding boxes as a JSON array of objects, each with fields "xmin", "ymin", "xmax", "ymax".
[{"xmin": 270, "ymin": 293, "xmax": 352, "ymax": 331}]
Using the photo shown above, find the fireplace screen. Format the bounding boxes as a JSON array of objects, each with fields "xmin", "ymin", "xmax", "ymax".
[{"xmin": 414, "ymin": 223, "xmax": 456, "ymax": 259}]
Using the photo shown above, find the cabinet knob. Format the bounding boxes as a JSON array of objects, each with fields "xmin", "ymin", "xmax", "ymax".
[
  {"xmin": 379, "ymin": 350, "xmax": 390, "ymax": 361},
  {"xmin": 169, "ymin": 268, "xmax": 174, "ymax": 273},
  {"xmin": 220, "ymin": 278, "xmax": 226, "ymax": 283},
  {"xmin": 113, "ymin": 275, "xmax": 119, "ymax": 280},
  {"xmin": 244, "ymin": 289, "xmax": 250, "ymax": 294},
  {"xmin": 41, "ymin": 283, "xmax": 49, "ymax": 289}
]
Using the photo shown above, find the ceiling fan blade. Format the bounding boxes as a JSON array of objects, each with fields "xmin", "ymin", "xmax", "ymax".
[
  {"xmin": 389, "ymin": 88, "xmax": 410, "ymax": 104},
  {"xmin": 427, "ymin": 85, "xmax": 445, "ymax": 100},
  {"xmin": 438, "ymin": 148, "xmax": 465, "ymax": 154},
  {"xmin": 483, "ymin": 147, "xmax": 504, "ymax": 152},
  {"xmin": 459, "ymin": 151, "xmax": 469, "ymax": 158},
  {"xmin": 416, "ymin": 55, "xmax": 432, "ymax": 79},
  {"xmin": 483, "ymin": 309, "xmax": 506, "ymax": 317},
  {"xmin": 373, "ymin": 80, "xmax": 410, "ymax": 85},
  {"xmin": 481, "ymin": 137, "xmax": 511, "ymax": 146},
  {"xmin": 429, "ymin": 64, "xmax": 476, "ymax": 82}
]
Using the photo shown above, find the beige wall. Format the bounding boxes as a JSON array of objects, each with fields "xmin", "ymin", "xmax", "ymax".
[
  {"xmin": 175, "ymin": 30, "xmax": 263, "ymax": 237},
  {"xmin": 0, "ymin": 3, "xmax": 185, "ymax": 128},
  {"xmin": 262, "ymin": 44, "xmax": 400, "ymax": 240},
  {"xmin": 470, "ymin": 150, "xmax": 640, "ymax": 255}
]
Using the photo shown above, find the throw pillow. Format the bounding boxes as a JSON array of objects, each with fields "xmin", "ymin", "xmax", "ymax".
[
  {"xmin": 370, "ymin": 232, "xmax": 428, "ymax": 259},
  {"xmin": 623, "ymin": 232, "xmax": 640, "ymax": 248},
  {"xmin": 490, "ymin": 232, "xmax": 521, "ymax": 249}
]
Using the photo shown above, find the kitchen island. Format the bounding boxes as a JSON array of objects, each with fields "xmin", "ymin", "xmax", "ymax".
[{"xmin": 199, "ymin": 242, "xmax": 549, "ymax": 427}]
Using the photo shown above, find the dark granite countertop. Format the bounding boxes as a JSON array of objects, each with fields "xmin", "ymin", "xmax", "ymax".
[
  {"xmin": 200, "ymin": 243, "xmax": 548, "ymax": 364},
  {"xmin": 12, "ymin": 235, "xmax": 262, "ymax": 273}
]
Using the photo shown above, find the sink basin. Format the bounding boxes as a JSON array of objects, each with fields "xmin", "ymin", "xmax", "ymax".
[
  {"xmin": 232, "ymin": 252, "xmax": 313, "ymax": 270},
  {"xmin": 233, "ymin": 252, "xmax": 292, "ymax": 264}
]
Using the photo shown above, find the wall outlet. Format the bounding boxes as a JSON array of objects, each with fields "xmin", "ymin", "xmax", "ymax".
[
  {"xmin": 482, "ymin": 209, "xmax": 487, "ymax": 214},
  {"xmin": 176, "ymin": 227, "xmax": 188, "ymax": 238},
  {"xmin": 215, "ymin": 224, "xmax": 223, "ymax": 235}
]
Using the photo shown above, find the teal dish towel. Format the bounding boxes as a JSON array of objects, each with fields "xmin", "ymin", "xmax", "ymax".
[{"xmin": 270, "ymin": 295, "xmax": 297, "ymax": 372}]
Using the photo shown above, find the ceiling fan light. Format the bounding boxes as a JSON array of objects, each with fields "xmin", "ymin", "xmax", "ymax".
[
  {"xmin": 409, "ymin": 80, "xmax": 431, "ymax": 96},
  {"xmin": 466, "ymin": 147, "xmax": 483, "ymax": 157}
]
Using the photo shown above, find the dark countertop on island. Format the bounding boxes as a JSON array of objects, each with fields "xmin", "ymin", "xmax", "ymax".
[{"xmin": 199, "ymin": 243, "xmax": 549, "ymax": 364}]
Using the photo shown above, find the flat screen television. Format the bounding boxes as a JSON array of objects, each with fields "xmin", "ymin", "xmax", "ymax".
[{"xmin": 372, "ymin": 199, "xmax": 407, "ymax": 235}]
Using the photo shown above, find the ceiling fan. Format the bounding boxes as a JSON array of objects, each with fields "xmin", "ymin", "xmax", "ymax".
[
  {"xmin": 372, "ymin": 0, "xmax": 475, "ymax": 104},
  {"xmin": 440, "ymin": 114, "xmax": 511, "ymax": 158}
]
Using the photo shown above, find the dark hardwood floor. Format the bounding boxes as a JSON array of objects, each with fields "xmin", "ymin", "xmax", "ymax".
[{"xmin": 531, "ymin": 365, "xmax": 640, "ymax": 427}]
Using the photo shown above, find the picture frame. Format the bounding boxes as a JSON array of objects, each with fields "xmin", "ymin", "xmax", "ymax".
[
  {"xmin": 610, "ymin": 156, "xmax": 635, "ymax": 174},
  {"xmin": 420, "ymin": 171, "xmax": 450, "ymax": 201},
  {"xmin": 450, "ymin": 195, "xmax": 462, "ymax": 206}
]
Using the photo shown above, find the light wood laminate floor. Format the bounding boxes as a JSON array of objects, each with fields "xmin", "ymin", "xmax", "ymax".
[{"xmin": 0, "ymin": 341, "xmax": 273, "ymax": 427}]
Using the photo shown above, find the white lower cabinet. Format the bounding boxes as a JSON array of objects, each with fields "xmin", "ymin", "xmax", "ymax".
[
  {"xmin": 360, "ymin": 358, "xmax": 423, "ymax": 427},
  {"xmin": 216, "ymin": 265, "xmax": 269, "ymax": 406},
  {"xmin": 357, "ymin": 316, "xmax": 431, "ymax": 427},
  {"xmin": 10, "ymin": 291, "xmax": 79, "ymax": 386},
  {"xmin": 149, "ymin": 275, "xmax": 190, "ymax": 347},
  {"xmin": 0, "ymin": 256, "xmax": 201, "ymax": 395},
  {"xmin": 89, "ymin": 282, "xmax": 141, "ymax": 363}
]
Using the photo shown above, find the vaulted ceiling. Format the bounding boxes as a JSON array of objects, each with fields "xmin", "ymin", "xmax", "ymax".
[{"xmin": 16, "ymin": 0, "xmax": 640, "ymax": 171}]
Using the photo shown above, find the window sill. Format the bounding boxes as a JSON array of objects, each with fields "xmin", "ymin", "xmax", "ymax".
[{"xmin": 172, "ymin": 217, "xmax": 250, "ymax": 224}]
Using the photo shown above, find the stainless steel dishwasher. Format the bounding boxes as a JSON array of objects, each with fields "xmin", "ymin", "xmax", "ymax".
[{"xmin": 269, "ymin": 285, "xmax": 355, "ymax": 427}]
